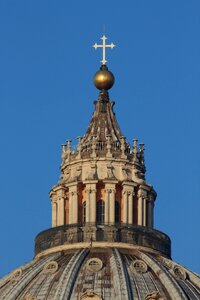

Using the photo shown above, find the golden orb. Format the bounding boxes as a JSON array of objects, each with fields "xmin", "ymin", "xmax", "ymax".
[{"xmin": 93, "ymin": 65, "xmax": 115, "ymax": 90}]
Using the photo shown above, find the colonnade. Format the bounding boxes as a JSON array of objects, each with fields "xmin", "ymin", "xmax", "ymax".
[{"xmin": 50, "ymin": 183, "xmax": 155, "ymax": 228}]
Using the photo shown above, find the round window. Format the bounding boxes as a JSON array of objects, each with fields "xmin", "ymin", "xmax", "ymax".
[
  {"xmin": 86, "ymin": 258, "xmax": 103, "ymax": 272},
  {"xmin": 132, "ymin": 260, "xmax": 148, "ymax": 273},
  {"xmin": 10, "ymin": 268, "xmax": 23, "ymax": 281},
  {"xmin": 43, "ymin": 261, "xmax": 58, "ymax": 274},
  {"xmin": 173, "ymin": 266, "xmax": 187, "ymax": 280}
]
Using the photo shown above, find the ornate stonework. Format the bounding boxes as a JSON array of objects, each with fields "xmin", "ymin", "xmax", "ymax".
[
  {"xmin": 0, "ymin": 36, "xmax": 199, "ymax": 300},
  {"xmin": 80, "ymin": 290, "xmax": 102, "ymax": 300},
  {"xmin": 145, "ymin": 291, "xmax": 164, "ymax": 300}
]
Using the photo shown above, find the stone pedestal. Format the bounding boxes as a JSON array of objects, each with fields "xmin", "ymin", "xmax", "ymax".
[{"xmin": 82, "ymin": 225, "xmax": 97, "ymax": 242}]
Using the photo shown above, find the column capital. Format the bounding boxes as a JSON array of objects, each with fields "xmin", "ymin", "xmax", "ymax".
[
  {"xmin": 123, "ymin": 189, "xmax": 135, "ymax": 196},
  {"xmin": 105, "ymin": 188, "xmax": 116, "ymax": 194},
  {"xmin": 138, "ymin": 188, "xmax": 147, "ymax": 198},
  {"xmin": 68, "ymin": 184, "xmax": 78, "ymax": 192},
  {"xmin": 104, "ymin": 182, "xmax": 117, "ymax": 189},
  {"xmin": 69, "ymin": 191, "xmax": 79, "ymax": 197},
  {"xmin": 85, "ymin": 188, "xmax": 97, "ymax": 194},
  {"xmin": 50, "ymin": 191, "xmax": 57, "ymax": 201},
  {"xmin": 122, "ymin": 181, "xmax": 137, "ymax": 187},
  {"xmin": 51, "ymin": 198, "xmax": 57, "ymax": 204},
  {"xmin": 122, "ymin": 182, "xmax": 135, "ymax": 195},
  {"xmin": 58, "ymin": 196, "xmax": 65, "ymax": 201},
  {"xmin": 85, "ymin": 188, "xmax": 92, "ymax": 194},
  {"xmin": 149, "ymin": 189, "xmax": 157, "ymax": 201}
]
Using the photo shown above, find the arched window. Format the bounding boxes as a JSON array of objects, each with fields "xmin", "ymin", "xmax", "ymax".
[
  {"xmin": 115, "ymin": 201, "xmax": 120, "ymax": 223},
  {"xmin": 96, "ymin": 200, "xmax": 105, "ymax": 224},
  {"xmin": 82, "ymin": 201, "xmax": 86, "ymax": 223}
]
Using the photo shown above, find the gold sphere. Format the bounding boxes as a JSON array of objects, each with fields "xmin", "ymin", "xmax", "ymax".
[{"xmin": 93, "ymin": 65, "xmax": 115, "ymax": 90}]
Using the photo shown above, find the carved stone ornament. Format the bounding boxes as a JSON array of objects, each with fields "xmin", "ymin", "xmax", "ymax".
[
  {"xmin": 107, "ymin": 163, "xmax": 116, "ymax": 179},
  {"xmin": 43, "ymin": 261, "xmax": 58, "ymax": 274},
  {"xmin": 173, "ymin": 265, "xmax": 187, "ymax": 280},
  {"xmin": 132, "ymin": 259, "xmax": 148, "ymax": 273},
  {"xmin": 145, "ymin": 291, "xmax": 164, "ymax": 300},
  {"xmin": 10, "ymin": 268, "xmax": 23, "ymax": 281},
  {"xmin": 63, "ymin": 167, "xmax": 71, "ymax": 182},
  {"xmin": 86, "ymin": 258, "xmax": 103, "ymax": 272},
  {"xmin": 80, "ymin": 290, "xmax": 102, "ymax": 300},
  {"xmin": 21, "ymin": 295, "xmax": 38, "ymax": 300}
]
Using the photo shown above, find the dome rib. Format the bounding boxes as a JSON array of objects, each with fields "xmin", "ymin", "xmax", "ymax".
[
  {"xmin": 54, "ymin": 249, "xmax": 88, "ymax": 300},
  {"xmin": 1, "ymin": 253, "xmax": 60, "ymax": 300},
  {"xmin": 82, "ymin": 96, "xmax": 123, "ymax": 146},
  {"xmin": 1, "ymin": 249, "xmax": 200, "ymax": 300},
  {"xmin": 111, "ymin": 248, "xmax": 132, "ymax": 300},
  {"xmin": 138, "ymin": 251, "xmax": 189, "ymax": 300}
]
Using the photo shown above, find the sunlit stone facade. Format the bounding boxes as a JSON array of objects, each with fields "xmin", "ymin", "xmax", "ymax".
[{"xmin": 50, "ymin": 89, "xmax": 156, "ymax": 230}]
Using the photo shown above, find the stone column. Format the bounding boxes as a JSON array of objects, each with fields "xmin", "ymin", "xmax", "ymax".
[
  {"xmin": 142, "ymin": 197, "xmax": 147, "ymax": 226},
  {"xmin": 86, "ymin": 187, "xmax": 90, "ymax": 223},
  {"xmin": 90, "ymin": 185, "xmax": 97, "ymax": 224},
  {"xmin": 138, "ymin": 188, "xmax": 147, "ymax": 226},
  {"xmin": 68, "ymin": 190, "xmax": 73, "ymax": 224},
  {"xmin": 109, "ymin": 188, "xmax": 116, "ymax": 224},
  {"xmin": 128, "ymin": 191, "xmax": 134, "ymax": 224},
  {"xmin": 68, "ymin": 185, "xmax": 79, "ymax": 224},
  {"xmin": 50, "ymin": 191, "xmax": 59, "ymax": 227},
  {"xmin": 105, "ymin": 189, "xmax": 110, "ymax": 224},
  {"xmin": 138, "ymin": 190, "xmax": 143, "ymax": 226},
  {"xmin": 53, "ymin": 188, "xmax": 66, "ymax": 226},
  {"xmin": 147, "ymin": 193, "xmax": 155, "ymax": 228},
  {"xmin": 58, "ymin": 196, "xmax": 65, "ymax": 226},
  {"xmin": 123, "ymin": 191, "xmax": 128, "ymax": 224},
  {"xmin": 51, "ymin": 199, "xmax": 57, "ymax": 227},
  {"xmin": 122, "ymin": 183, "xmax": 135, "ymax": 225},
  {"xmin": 73, "ymin": 191, "xmax": 78, "ymax": 224}
]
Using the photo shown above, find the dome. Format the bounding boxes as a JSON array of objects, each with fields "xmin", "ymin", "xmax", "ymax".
[
  {"xmin": 1, "ymin": 35, "xmax": 200, "ymax": 300},
  {"xmin": 1, "ymin": 246, "xmax": 200, "ymax": 299}
]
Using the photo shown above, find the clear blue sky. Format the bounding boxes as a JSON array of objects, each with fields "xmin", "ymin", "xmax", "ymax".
[{"xmin": 0, "ymin": 1, "xmax": 200, "ymax": 277}]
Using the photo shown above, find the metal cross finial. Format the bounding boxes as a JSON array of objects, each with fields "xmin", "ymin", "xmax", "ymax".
[{"xmin": 93, "ymin": 35, "xmax": 115, "ymax": 65}]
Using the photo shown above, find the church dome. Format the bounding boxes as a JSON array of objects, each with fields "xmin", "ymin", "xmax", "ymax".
[
  {"xmin": 1, "ymin": 35, "xmax": 199, "ymax": 300},
  {"xmin": 1, "ymin": 245, "xmax": 200, "ymax": 299}
]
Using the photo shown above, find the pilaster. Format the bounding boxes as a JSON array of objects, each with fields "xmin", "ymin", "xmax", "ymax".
[
  {"xmin": 138, "ymin": 187, "xmax": 148, "ymax": 226},
  {"xmin": 122, "ymin": 190, "xmax": 128, "ymax": 224},
  {"xmin": 85, "ymin": 187, "xmax": 90, "ymax": 223},
  {"xmin": 147, "ymin": 192, "xmax": 155, "ymax": 228},
  {"xmin": 84, "ymin": 181, "xmax": 98, "ymax": 223},
  {"xmin": 122, "ymin": 182, "xmax": 135, "ymax": 225},
  {"xmin": 68, "ymin": 185, "xmax": 78, "ymax": 224},
  {"xmin": 50, "ymin": 187, "xmax": 67, "ymax": 227},
  {"xmin": 51, "ymin": 193, "xmax": 57, "ymax": 227},
  {"xmin": 90, "ymin": 185, "xmax": 97, "ymax": 223},
  {"xmin": 57, "ymin": 188, "xmax": 66, "ymax": 226},
  {"xmin": 104, "ymin": 182, "xmax": 117, "ymax": 224},
  {"xmin": 105, "ymin": 188, "xmax": 109, "ymax": 223},
  {"xmin": 109, "ymin": 187, "xmax": 116, "ymax": 223},
  {"xmin": 128, "ymin": 191, "xmax": 134, "ymax": 224}
]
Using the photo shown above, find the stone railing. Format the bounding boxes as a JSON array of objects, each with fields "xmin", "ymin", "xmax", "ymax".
[
  {"xmin": 35, "ymin": 223, "xmax": 171, "ymax": 258},
  {"xmin": 69, "ymin": 141, "xmax": 131, "ymax": 159}
]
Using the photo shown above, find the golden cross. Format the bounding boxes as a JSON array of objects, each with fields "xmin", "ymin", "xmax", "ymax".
[{"xmin": 93, "ymin": 35, "xmax": 115, "ymax": 65}]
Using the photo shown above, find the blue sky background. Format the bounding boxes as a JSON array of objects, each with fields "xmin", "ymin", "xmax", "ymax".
[{"xmin": 0, "ymin": 1, "xmax": 200, "ymax": 277}]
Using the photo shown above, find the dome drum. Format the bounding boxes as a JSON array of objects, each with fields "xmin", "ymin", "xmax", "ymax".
[{"xmin": 34, "ymin": 223, "xmax": 171, "ymax": 258}]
